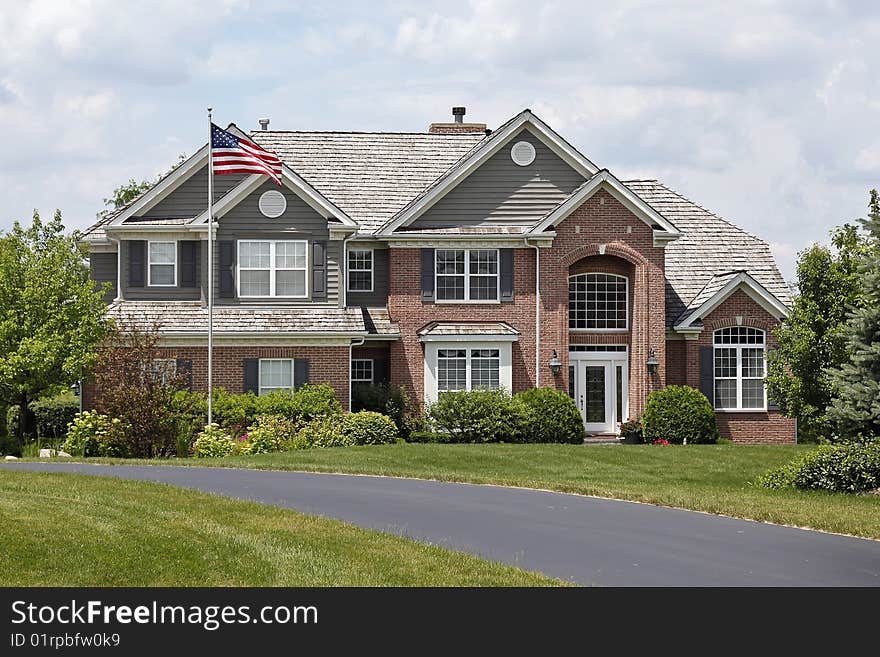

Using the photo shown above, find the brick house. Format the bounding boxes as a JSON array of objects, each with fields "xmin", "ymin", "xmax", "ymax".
[{"xmin": 82, "ymin": 108, "xmax": 795, "ymax": 443}]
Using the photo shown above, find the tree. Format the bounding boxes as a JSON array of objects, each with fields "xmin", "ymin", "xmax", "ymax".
[
  {"xmin": 97, "ymin": 153, "xmax": 187, "ymax": 218},
  {"xmin": 766, "ymin": 220, "xmax": 875, "ymax": 442},
  {"xmin": 0, "ymin": 210, "xmax": 111, "ymax": 440},
  {"xmin": 827, "ymin": 189, "xmax": 880, "ymax": 439}
]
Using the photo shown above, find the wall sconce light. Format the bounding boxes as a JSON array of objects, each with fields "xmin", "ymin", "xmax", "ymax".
[
  {"xmin": 549, "ymin": 350, "xmax": 562, "ymax": 376},
  {"xmin": 646, "ymin": 348, "xmax": 659, "ymax": 375}
]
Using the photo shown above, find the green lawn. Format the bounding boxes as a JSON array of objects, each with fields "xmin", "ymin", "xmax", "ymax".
[
  {"xmin": 0, "ymin": 470, "xmax": 560, "ymax": 586},
  {"xmin": 83, "ymin": 444, "xmax": 880, "ymax": 540}
]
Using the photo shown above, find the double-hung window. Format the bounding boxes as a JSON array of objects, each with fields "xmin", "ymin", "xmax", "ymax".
[
  {"xmin": 713, "ymin": 327, "xmax": 766, "ymax": 410},
  {"xmin": 436, "ymin": 249, "xmax": 499, "ymax": 302},
  {"xmin": 148, "ymin": 241, "xmax": 176, "ymax": 286},
  {"xmin": 238, "ymin": 240, "xmax": 307, "ymax": 298},
  {"xmin": 348, "ymin": 248, "xmax": 373, "ymax": 292},
  {"xmin": 437, "ymin": 348, "xmax": 500, "ymax": 392},
  {"xmin": 258, "ymin": 359, "xmax": 294, "ymax": 394}
]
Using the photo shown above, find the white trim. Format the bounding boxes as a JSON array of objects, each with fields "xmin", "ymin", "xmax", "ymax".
[
  {"xmin": 377, "ymin": 110, "xmax": 599, "ymax": 235},
  {"xmin": 568, "ymin": 347, "xmax": 629, "ymax": 434},
  {"xmin": 386, "ymin": 234, "xmax": 555, "ymax": 249},
  {"xmin": 423, "ymin": 341, "xmax": 512, "ymax": 405},
  {"xmin": 568, "ymin": 272, "xmax": 629, "ymax": 331},
  {"xmin": 347, "ymin": 247, "xmax": 374, "ymax": 293},
  {"xmin": 258, "ymin": 358, "xmax": 295, "ymax": 395},
  {"xmin": 674, "ymin": 272, "xmax": 789, "ymax": 330},
  {"xmin": 712, "ymin": 327, "xmax": 767, "ymax": 412},
  {"xmin": 434, "ymin": 248, "xmax": 501, "ymax": 303},
  {"xmin": 237, "ymin": 239, "xmax": 308, "ymax": 299},
  {"xmin": 147, "ymin": 240, "xmax": 177, "ymax": 287},
  {"xmin": 419, "ymin": 333, "xmax": 519, "ymax": 343},
  {"xmin": 108, "ymin": 147, "xmax": 210, "ymax": 226},
  {"xmin": 530, "ymin": 169, "xmax": 681, "ymax": 237},
  {"xmin": 350, "ymin": 358, "xmax": 374, "ymax": 383}
]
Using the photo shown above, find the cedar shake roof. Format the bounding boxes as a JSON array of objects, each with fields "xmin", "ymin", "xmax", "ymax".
[
  {"xmin": 107, "ymin": 301, "xmax": 399, "ymax": 336},
  {"xmin": 418, "ymin": 321, "xmax": 520, "ymax": 337}
]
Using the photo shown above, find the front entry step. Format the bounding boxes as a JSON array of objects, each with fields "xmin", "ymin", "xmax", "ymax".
[{"xmin": 583, "ymin": 435, "xmax": 621, "ymax": 446}]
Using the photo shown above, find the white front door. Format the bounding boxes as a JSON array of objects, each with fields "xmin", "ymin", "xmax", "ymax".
[{"xmin": 570, "ymin": 350, "xmax": 628, "ymax": 434}]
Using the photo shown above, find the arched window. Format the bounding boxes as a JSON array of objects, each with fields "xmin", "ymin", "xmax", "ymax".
[
  {"xmin": 568, "ymin": 273, "xmax": 628, "ymax": 330},
  {"xmin": 713, "ymin": 327, "xmax": 766, "ymax": 410}
]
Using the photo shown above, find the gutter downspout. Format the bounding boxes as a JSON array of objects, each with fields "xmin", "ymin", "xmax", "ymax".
[
  {"xmin": 349, "ymin": 336, "xmax": 365, "ymax": 411},
  {"xmin": 524, "ymin": 238, "xmax": 540, "ymax": 388},
  {"xmin": 112, "ymin": 238, "xmax": 123, "ymax": 301},
  {"xmin": 340, "ymin": 230, "xmax": 354, "ymax": 308}
]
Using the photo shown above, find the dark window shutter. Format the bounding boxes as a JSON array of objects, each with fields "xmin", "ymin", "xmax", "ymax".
[
  {"xmin": 128, "ymin": 240, "xmax": 145, "ymax": 288},
  {"xmin": 421, "ymin": 248, "xmax": 435, "ymax": 302},
  {"xmin": 373, "ymin": 357, "xmax": 388, "ymax": 384},
  {"xmin": 500, "ymin": 248, "xmax": 514, "ymax": 303},
  {"xmin": 699, "ymin": 346, "xmax": 714, "ymax": 407},
  {"xmin": 243, "ymin": 359, "xmax": 259, "ymax": 394},
  {"xmin": 294, "ymin": 359, "xmax": 310, "ymax": 389},
  {"xmin": 219, "ymin": 241, "xmax": 235, "ymax": 298},
  {"xmin": 766, "ymin": 347, "xmax": 779, "ymax": 411},
  {"xmin": 179, "ymin": 241, "xmax": 198, "ymax": 288},
  {"xmin": 312, "ymin": 241, "xmax": 326, "ymax": 299},
  {"xmin": 176, "ymin": 359, "xmax": 193, "ymax": 391}
]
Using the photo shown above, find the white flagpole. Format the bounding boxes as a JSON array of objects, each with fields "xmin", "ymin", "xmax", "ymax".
[{"xmin": 206, "ymin": 107, "xmax": 214, "ymax": 426}]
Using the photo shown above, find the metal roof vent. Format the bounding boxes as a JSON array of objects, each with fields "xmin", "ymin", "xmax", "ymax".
[
  {"xmin": 258, "ymin": 190, "xmax": 286, "ymax": 218},
  {"xmin": 452, "ymin": 106, "xmax": 466, "ymax": 123},
  {"xmin": 510, "ymin": 140, "xmax": 536, "ymax": 166},
  {"xmin": 258, "ymin": 118, "xmax": 270, "ymax": 130}
]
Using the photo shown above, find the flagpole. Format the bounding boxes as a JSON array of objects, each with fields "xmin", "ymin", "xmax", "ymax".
[{"xmin": 206, "ymin": 107, "xmax": 214, "ymax": 426}]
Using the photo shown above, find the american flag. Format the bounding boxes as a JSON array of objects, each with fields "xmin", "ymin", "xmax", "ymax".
[{"xmin": 211, "ymin": 123, "xmax": 282, "ymax": 184}]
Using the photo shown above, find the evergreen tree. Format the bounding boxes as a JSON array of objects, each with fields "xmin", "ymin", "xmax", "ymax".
[{"xmin": 827, "ymin": 189, "xmax": 880, "ymax": 438}]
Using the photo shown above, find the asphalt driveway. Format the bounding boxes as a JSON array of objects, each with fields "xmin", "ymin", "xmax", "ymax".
[{"xmin": 2, "ymin": 461, "xmax": 879, "ymax": 586}]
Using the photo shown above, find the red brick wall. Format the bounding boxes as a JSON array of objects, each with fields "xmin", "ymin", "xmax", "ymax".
[
  {"xmin": 668, "ymin": 289, "xmax": 795, "ymax": 443},
  {"xmin": 85, "ymin": 345, "xmax": 352, "ymax": 411}
]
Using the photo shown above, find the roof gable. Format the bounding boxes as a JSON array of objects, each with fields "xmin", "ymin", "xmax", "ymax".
[
  {"xmin": 376, "ymin": 110, "xmax": 600, "ymax": 235},
  {"xmin": 674, "ymin": 271, "xmax": 789, "ymax": 330}
]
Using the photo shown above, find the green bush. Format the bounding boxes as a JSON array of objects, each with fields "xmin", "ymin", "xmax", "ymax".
[
  {"xmin": 193, "ymin": 424, "xmax": 236, "ymax": 458},
  {"xmin": 642, "ymin": 386, "xmax": 719, "ymax": 445},
  {"xmin": 211, "ymin": 385, "xmax": 342, "ymax": 438},
  {"xmin": 406, "ymin": 431, "xmax": 453, "ymax": 444},
  {"xmin": 294, "ymin": 417, "xmax": 353, "ymax": 449},
  {"xmin": 210, "ymin": 389, "xmax": 259, "ymax": 437},
  {"xmin": 30, "ymin": 394, "xmax": 80, "ymax": 440},
  {"xmin": 514, "ymin": 388, "xmax": 585, "ymax": 444},
  {"xmin": 341, "ymin": 411, "xmax": 398, "ymax": 445},
  {"xmin": 6, "ymin": 406, "xmax": 20, "ymax": 439},
  {"xmin": 352, "ymin": 383, "xmax": 424, "ymax": 438},
  {"xmin": 0, "ymin": 434, "xmax": 21, "ymax": 457},
  {"xmin": 240, "ymin": 415, "xmax": 298, "ymax": 455},
  {"xmin": 428, "ymin": 389, "xmax": 523, "ymax": 443},
  {"xmin": 758, "ymin": 442, "xmax": 880, "ymax": 493},
  {"xmin": 63, "ymin": 410, "xmax": 128, "ymax": 458}
]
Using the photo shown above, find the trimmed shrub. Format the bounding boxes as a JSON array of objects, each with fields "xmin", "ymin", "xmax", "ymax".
[
  {"xmin": 63, "ymin": 410, "xmax": 128, "ymax": 458},
  {"xmin": 514, "ymin": 388, "xmax": 585, "ymax": 444},
  {"xmin": 642, "ymin": 386, "xmax": 719, "ymax": 445},
  {"xmin": 30, "ymin": 394, "xmax": 80, "ymax": 440},
  {"xmin": 240, "ymin": 415, "xmax": 298, "ymax": 455},
  {"xmin": 212, "ymin": 385, "xmax": 342, "ymax": 438},
  {"xmin": 758, "ymin": 442, "xmax": 880, "ymax": 493},
  {"xmin": 406, "ymin": 431, "xmax": 454, "ymax": 444},
  {"xmin": 211, "ymin": 389, "xmax": 259, "ymax": 438},
  {"xmin": 341, "ymin": 411, "xmax": 398, "ymax": 445},
  {"xmin": 193, "ymin": 424, "xmax": 235, "ymax": 458},
  {"xmin": 427, "ymin": 389, "xmax": 523, "ymax": 443},
  {"xmin": 352, "ymin": 383, "xmax": 424, "ymax": 439},
  {"xmin": 295, "ymin": 417, "xmax": 353, "ymax": 449}
]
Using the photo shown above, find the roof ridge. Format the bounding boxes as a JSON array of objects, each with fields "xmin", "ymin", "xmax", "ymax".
[{"xmin": 250, "ymin": 130, "xmax": 484, "ymax": 136}]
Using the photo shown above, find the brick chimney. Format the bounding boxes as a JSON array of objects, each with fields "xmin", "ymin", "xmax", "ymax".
[{"xmin": 429, "ymin": 106, "xmax": 487, "ymax": 134}]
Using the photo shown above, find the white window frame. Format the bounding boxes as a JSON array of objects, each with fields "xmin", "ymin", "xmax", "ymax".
[
  {"xmin": 435, "ymin": 249, "xmax": 501, "ymax": 304},
  {"xmin": 237, "ymin": 239, "xmax": 308, "ymax": 299},
  {"xmin": 347, "ymin": 248, "xmax": 374, "ymax": 293},
  {"xmin": 713, "ymin": 327, "xmax": 767, "ymax": 411},
  {"xmin": 568, "ymin": 272, "xmax": 629, "ymax": 332},
  {"xmin": 424, "ymin": 341, "xmax": 512, "ymax": 403},
  {"xmin": 147, "ymin": 241, "xmax": 177, "ymax": 287},
  {"xmin": 258, "ymin": 358, "xmax": 295, "ymax": 395},
  {"xmin": 351, "ymin": 358, "xmax": 374, "ymax": 383}
]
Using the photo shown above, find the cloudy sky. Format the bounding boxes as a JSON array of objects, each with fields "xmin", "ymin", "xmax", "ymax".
[{"xmin": 2, "ymin": 0, "xmax": 879, "ymax": 279}]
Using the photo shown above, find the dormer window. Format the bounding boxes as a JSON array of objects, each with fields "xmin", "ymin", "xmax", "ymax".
[{"xmin": 148, "ymin": 241, "xmax": 176, "ymax": 287}]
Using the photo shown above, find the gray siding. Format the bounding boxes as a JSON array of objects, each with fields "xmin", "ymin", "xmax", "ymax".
[
  {"xmin": 412, "ymin": 127, "xmax": 585, "ymax": 229},
  {"xmin": 121, "ymin": 240, "xmax": 201, "ymax": 301},
  {"xmin": 211, "ymin": 180, "xmax": 339, "ymax": 306},
  {"xmin": 142, "ymin": 170, "xmax": 246, "ymax": 218},
  {"xmin": 346, "ymin": 246, "xmax": 389, "ymax": 307},
  {"xmin": 89, "ymin": 252, "xmax": 117, "ymax": 303}
]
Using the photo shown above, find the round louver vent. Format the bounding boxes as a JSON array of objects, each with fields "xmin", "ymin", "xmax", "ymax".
[
  {"xmin": 510, "ymin": 140, "xmax": 536, "ymax": 166},
  {"xmin": 258, "ymin": 190, "xmax": 286, "ymax": 218}
]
